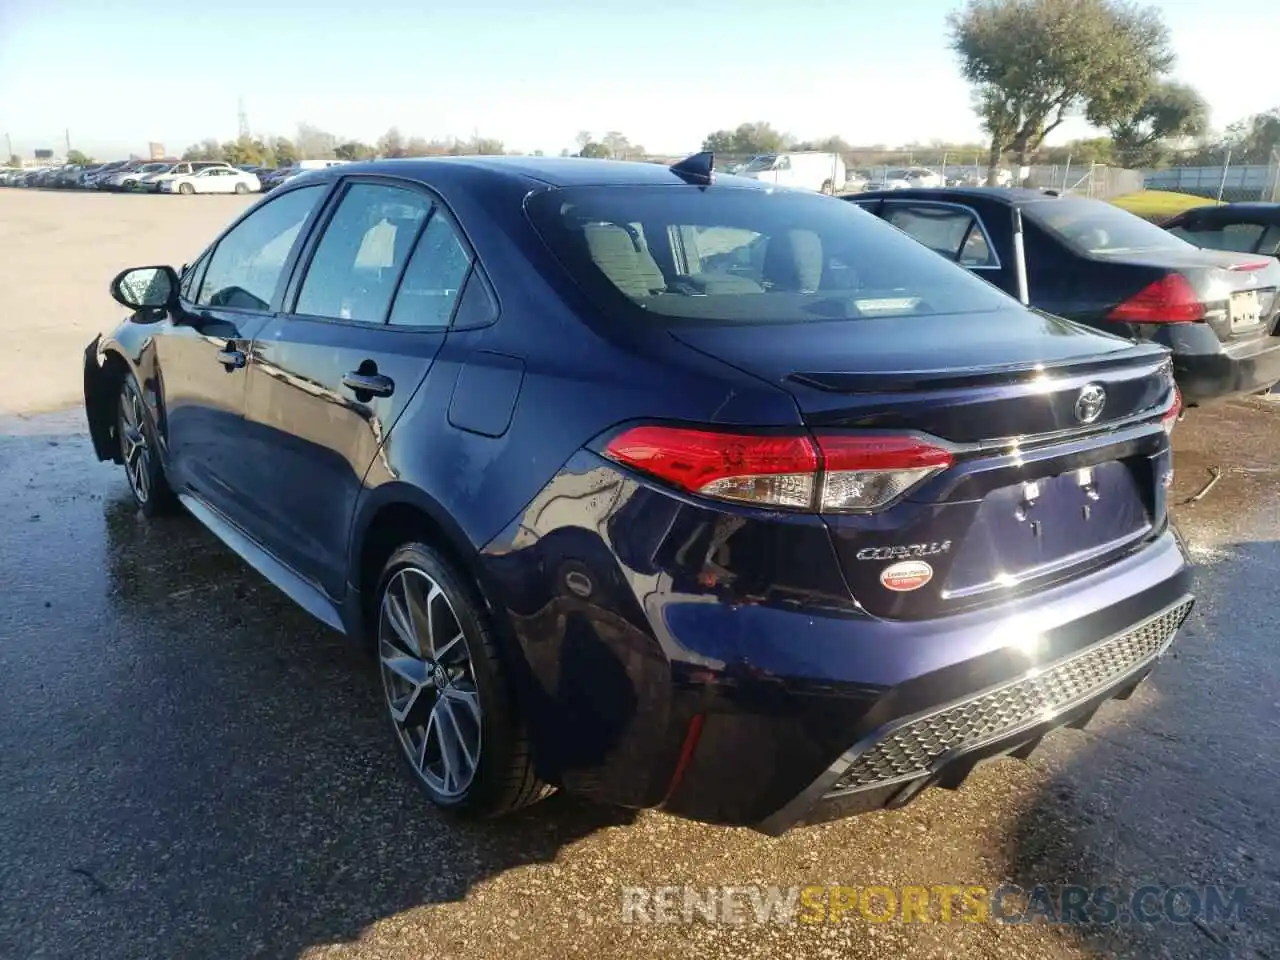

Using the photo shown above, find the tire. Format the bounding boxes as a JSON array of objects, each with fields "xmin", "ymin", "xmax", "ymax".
[
  {"xmin": 117, "ymin": 373, "xmax": 178, "ymax": 517},
  {"xmin": 234, "ymin": 182, "xmax": 249, "ymax": 195},
  {"xmin": 820, "ymin": 179, "xmax": 834, "ymax": 195},
  {"xmin": 375, "ymin": 542, "xmax": 550, "ymax": 817},
  {"xmin": 122, "ymin": 180, "xmax": 136, "ymax": 191},
  {"xmin": 178, "ymin": 182, "xmax": 194, "ymax": 195}
]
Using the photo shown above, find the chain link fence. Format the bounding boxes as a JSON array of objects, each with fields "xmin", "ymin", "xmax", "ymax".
[
  {"xmin": 1144, "ymin": 150, "xmax": 1280, "ymax": 203},
  {"xmin": 686, "ymin": 150, "xmax": 1144, "ymax": 200}
]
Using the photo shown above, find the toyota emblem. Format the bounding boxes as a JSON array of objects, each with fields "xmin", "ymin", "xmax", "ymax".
[{"xmin": 1074, "ymin": 383, "xmax": 1106, "ymax": 424}]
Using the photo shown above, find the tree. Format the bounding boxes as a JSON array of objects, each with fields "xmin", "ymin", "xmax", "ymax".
[
  {"xmin": 949, "ymin": 0, "xmax": 1174, "ymax": 183},
  {"xmin": 793, "ymin": 135, "xmax": 853, "ymax": 155},
  {"xmin": 222, "ymin": 136, "xmax": 265, "ymax": 166},
  {"xmin": 575, "ymin": 130, "xmax": 593, "ymax": 151},
  {"xmin": 578, "ymin": 141, "xmax": 610, "ymax": 158},
  {"xmin": 701, "ymin": 122, "xmax": 788, "ymax": 156},
  {"xmin": 271, "ymin": 137, "xmax": 298, "ymax": 167},
  {"xmin": 378, "ymin": 127, "xmax": 406, "ymax": 158},
  {"xmin": 1222, "ymin": 107, "xmax": 1280, "ymax": 164},
  {"xmin": 66, "ymin": 149, "xmax": 93, "ymax": 165},
  {"xmin": 600, "ymin": 131, "xmax": 645, "ymax": 159},
  {"xmin": 181, "ymin": 139, "xmax": 223, "ymax": 161},
  {"xmin": 1109, "ymin": 80, "xmax": 1209, "ymax": 168},
  {"xmin": 7, "ymin": 154, "xmax": 20, "ymax": 167},
  {"xmin": 295, "ymin": 122, "xmax": 336, "ymax": 159},
  {"xmin": 457, "ymin": 135, "xmax": 505, "ymax": 155},
  {"xmin": 335, "ymin": 140, "xmax": 376, "ymax": 161}
]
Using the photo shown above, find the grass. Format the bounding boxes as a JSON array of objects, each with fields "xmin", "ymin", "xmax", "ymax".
[{"xmin": 1109, "ymin": 190, "xmax": 1217, "ymax": 222}]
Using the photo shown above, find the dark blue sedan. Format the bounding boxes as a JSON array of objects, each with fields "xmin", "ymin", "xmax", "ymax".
[{"xmin": 83, "ymin": 156, "xmax": 1193, "ymax": 833}]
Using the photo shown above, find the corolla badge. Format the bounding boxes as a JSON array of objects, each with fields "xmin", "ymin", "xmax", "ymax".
[{"xmin": 1074, "ymin": 383, "xmax": 1107, "ymax": 424}]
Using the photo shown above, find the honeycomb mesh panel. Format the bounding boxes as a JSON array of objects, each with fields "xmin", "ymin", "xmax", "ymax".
[{"xmin": 826, "ymin": 600, "xmax": 1192, "ymax": 796}]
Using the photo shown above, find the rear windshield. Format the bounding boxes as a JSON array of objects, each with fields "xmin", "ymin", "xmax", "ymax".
[
  {"xmin": 525, "ymin": 185, "xmax": 1018, "ymax": 325},
  {"xmin": 1023, "ymin": 197, "xmax": 1194, "ymax": 257}
]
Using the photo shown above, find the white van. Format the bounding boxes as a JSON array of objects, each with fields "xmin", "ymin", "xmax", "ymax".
[{"xmin": 734, "ymin": 152, "xmax": 847, "ymax": 193}]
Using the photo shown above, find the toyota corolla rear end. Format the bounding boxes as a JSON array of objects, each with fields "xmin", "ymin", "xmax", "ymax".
[{"xmin": 497, "ymin": 179, "xmax": 1193, "ymax": 833}]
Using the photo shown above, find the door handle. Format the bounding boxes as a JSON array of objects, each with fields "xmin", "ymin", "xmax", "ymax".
[
  {"xmin": 216, "ymin": 347, "xmax": 246, "ymax": 369},
  {"xmin": 342, "ymin": 371, "xmax": 395, "ymax": 398}
]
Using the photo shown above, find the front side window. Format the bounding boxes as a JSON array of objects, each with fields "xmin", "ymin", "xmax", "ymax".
[
  {"xmin": 883, "ymin": 204, "xmax": 997, "ymax": 267},
  {"xmin": 526, "ymin": 185, "xmax": 1017, "ymax": 325},
  {"xmin": 388, "ymin": 212, "xmax": 473, "ymax": 328},
  {"xmin": 1259, "ymin": 225, "xmax": 1280, "ymax": 256},
  {"xmin": 295, "ymin": 183, "xmax": 432, "ymax": 323},
  {"xmin": 197, "ymin": 185, "xmax": 326, "ymax": 311}
]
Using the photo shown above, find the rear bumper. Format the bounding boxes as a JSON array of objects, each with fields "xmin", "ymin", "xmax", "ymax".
[
  {"xmin": 658, "ymin": 529, "xmax": 1192, "ymax": 831},
  {"xmin": 758, "ymin": 592, "xmax": 1191, "ymax": 833},
  {"xmin": 1172, "ymin": 329, "xmax": 1280, "ymax": 404}
]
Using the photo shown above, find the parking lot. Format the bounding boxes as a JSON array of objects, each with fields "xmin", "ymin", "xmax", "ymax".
[{"xmin": 2, "ymin": 189, "xmax": 1279, "ymax": 960}]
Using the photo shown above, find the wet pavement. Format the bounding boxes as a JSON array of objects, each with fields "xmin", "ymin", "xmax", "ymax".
[{"xmin": 1, "ymin": 399, "xmax": 1279, "ymax": 960}]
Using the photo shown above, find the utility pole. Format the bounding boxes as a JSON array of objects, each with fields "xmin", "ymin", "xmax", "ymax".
[
  {"xmin": 237, "ymin": 96, "xmax": 250, "ymax": 141},
  {"xmin": 5, "ymin": 132, "xmax": 12, "ymax": 162},
  {"xmin": 65, "ymin": 128, "xmax": 71, "ymax": 155}
]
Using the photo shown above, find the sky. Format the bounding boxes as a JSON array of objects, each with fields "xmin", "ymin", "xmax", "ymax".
[{"xmin": 1, "ymin": 0, "xmax": 1276, "ymax": 160}]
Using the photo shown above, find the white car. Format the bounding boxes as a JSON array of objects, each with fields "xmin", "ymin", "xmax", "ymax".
[
  {"xmin": 734, "ymin": 152, "xmax": 847, "ymax": 194},
  {"xmin": 883, "ymin": 167, "xmax": 946, "ymax": 189},
  {"xmin": 158, "ymin": 166, "xmax": 260, "ymax": 195}
]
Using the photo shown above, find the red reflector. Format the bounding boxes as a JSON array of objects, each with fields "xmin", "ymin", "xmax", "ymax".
[
  {"xmin": 1107, "ymin": 274, "xmax": 1204, "ymax": 323},
  {"xmin": 1228, "ymin": 261, "xmax": 1270, "ymax": 271},
  {"xmin": 816, "ymin": 435, "xmax": 954, "ymax": 472},
  {"xmin": 603, "ymin": 426, "xmax": 817, "ymax": 493},
  {"xmin": 1161, "ymin": 384, "xmax": 1182, "ymax": 435}
]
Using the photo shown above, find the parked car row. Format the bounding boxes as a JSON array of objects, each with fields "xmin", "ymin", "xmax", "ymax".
[{"xmin": 0, "ymin": 158, "xmax": 351, "ymax": 194}]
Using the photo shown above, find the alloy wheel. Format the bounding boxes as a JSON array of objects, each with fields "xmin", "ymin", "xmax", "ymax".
[
  {"xmin": 119, "ymin": 388, "xmax": 151, "ymax": 504},
  {"xmin": 379, "ymin": 567, "xmax": 482, "ymax": 798}
]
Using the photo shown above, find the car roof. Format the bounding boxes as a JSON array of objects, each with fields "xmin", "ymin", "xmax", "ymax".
[
  {"xmin": 852, "ymin": 187, "xmax": 1058, "ymax": 205},
  {"xmin": 301, "ymin": 156, "xmax": 776, "ymax": 190},
  {"xmin": 1177, "ymin": 201, "xmax": 1280, "ymax": 219}
]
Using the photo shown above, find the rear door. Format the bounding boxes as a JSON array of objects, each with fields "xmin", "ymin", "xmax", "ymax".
[
  {"xmin": 241, "ymin": 177, "xmax": 475, "ymax": 597},
  {"xmin": 878, "ymin": 199, "xmax": 1017, "ymax": 296}
]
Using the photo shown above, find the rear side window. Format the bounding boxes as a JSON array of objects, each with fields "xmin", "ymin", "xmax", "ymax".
[
  {"xmin": 295, "ymin": 183, "xmax": 432, "ymax": 323},
  {"xmin": 1024, "ymin": 197, "xmax": 1192, "ymax": 256},
  {"xmin": 525, "ymin": 185, "xmax": 1016, "ymax": 325},
  {"xmin": 388, "ymin": 213, "xmax": 473, "ymax": 328},
  {"xmin": 1168, "ymin": 220, "xmax": 1266, "ymax": 253},
  {"xmin": 882, "ymin": 203, "xmax": 997, "ymax": 267}
]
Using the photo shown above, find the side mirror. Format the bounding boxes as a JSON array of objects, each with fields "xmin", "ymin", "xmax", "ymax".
[{"xmin": 110, "ymin": 265, "xmax": 179, "ymax": 311}]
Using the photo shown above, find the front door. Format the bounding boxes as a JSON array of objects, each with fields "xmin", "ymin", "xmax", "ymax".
[
  {"xmin": 155, "ymin": 183, "xmax": 331, "ymax": 520},
  {"xmin": 242, "ymin": 178, "xmax": 475, "ymax": 597}
]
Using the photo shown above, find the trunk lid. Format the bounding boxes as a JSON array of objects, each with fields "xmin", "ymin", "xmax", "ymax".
[
  {"xmin": 1101, "ymin": 249, "xmax": 1280, "ymax": 343},
  {"xmin": 671, "ymin": 311, "xmax": 1176, "ymax": 619}
]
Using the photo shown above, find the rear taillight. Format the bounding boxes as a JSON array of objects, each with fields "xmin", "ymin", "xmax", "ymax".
[
  {"xmin": 602, "ymin": 426, "xmax": 952, "ymax": 512},
  {"xmin": 1161, "ymin": 384, "xmax": 1182, "ymax": 436},
  {"xmin": 1107, "ymin": 274, "xmax": 1204, "ymax": 324}
]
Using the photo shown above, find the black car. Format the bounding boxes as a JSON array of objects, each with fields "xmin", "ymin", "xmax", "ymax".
[
  {"xmin": 83, "ymin": 157, "xmax": 1190, "ymax": 833},
  {"xmin": 1163, "ymin": 202, "xmax": 1280, "ymax": 258},
  {"xmin": 848, "ymin": 188, "xmax": 1280, "ymax": 405}
]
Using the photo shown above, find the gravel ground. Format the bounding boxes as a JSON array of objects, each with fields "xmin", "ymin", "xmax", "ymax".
[{"xmin": 1, "ymin": 189, "xmax": 1278, "ymax": 960}]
